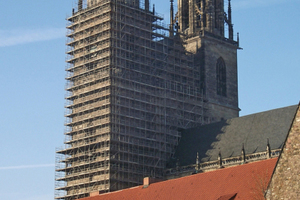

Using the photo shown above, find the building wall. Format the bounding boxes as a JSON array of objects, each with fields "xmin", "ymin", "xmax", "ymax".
[
  {"xmin": 183, "ymin": 33, "xmax": 239, "ymax": 121},
  {"xmin": 266, "ymin": 105, "xmax": 300, "ymax": 199},
  {"xmin": 201, "ymin": 35, "xmax": 239, "ymax": 120}
]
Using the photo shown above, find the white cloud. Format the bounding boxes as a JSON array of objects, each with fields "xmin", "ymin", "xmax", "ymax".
[
  {"xmin": 0, "ymin": 163, "xmax": 54, "ymax": 170},
  {"xmin": 0, "ymin": 27, "xmax": 65, "ymax": 47}
]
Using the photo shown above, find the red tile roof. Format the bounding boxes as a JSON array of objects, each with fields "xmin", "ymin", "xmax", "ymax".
[{"xmin": 80, "ymin": 158, "xmax": 277, "ymax": 200}]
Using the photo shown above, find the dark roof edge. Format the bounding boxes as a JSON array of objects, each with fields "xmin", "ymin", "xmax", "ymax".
[{"xmin": 239, "ymin": 104, "xmax": 298, "ymax": 118}]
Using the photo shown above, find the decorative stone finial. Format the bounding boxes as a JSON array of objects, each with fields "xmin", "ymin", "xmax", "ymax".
[
  {"xmin": 218, "ymin": 151, "xmax": 223, "ymax": 168},
  {"xmin": 267, "ymin": 138, "xmax": 271, "ymax": 158},
  {"xmin": 241, "ymin": 143, "xmax": 246, "ymax": 163},
  {"xmin": 195, "ymin": 152, "xmax": 200, "ymax": 172}
]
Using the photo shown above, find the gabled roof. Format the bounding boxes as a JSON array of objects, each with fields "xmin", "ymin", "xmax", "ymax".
[
  {"xmin": 173, "ymin": 105, "xmax": 297, "ymax": 166},
  {"xmin": 80, "ymin": 158, "xmax": 277, "ymax": 200}
]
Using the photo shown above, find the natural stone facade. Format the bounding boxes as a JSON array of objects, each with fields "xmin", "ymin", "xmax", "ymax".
[
  {"xmin": 266, "ymin": 104, "xmax": 300, "ymax": 199},
  {"xmin": 184, "ymin": 32, "xmax": 240, "ymax": 121}
]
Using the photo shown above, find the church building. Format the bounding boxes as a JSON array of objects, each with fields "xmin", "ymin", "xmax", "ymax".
[{"xmin": 55, "ymin": 0, "xmax": 241, "ymax": 199}]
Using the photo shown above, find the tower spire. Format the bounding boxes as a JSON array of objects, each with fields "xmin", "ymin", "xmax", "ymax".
[
  {"xmin": 228, "ymin": 0, "xmax": 232, "ymax": 22},
  {"xmin": 169, "ymin": 0, "xmax": 174, "ymax": 37},
  {"xmin": 228, "ymin": 0, "xmax": 233, "ymax": 40}
]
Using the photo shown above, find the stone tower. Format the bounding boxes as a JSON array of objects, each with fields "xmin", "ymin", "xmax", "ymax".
[
  {"xmin": 55, "ymin": 0, "xmax": 239, "ymax": 199},
  {"xmin": 176, "ymin": 0, "xmax": 240, "ymax": 120}
]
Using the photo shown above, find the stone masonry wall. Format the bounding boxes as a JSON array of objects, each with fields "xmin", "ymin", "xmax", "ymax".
[
  {"xmin": 183, "ymin": 34, "xmax": 239, "ymax": 122},
  {"xmin": 266, "ymin": 104, "xmax": 300, "ymax": 199}
]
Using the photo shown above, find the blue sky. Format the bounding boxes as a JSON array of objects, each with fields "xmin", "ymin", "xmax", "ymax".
[{"xmin": 0, "ymin": 0, "xmax": 299, "ymax": 200}]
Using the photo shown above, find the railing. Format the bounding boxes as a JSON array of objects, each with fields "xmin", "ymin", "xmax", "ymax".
[{"xmin": 165, "ymin": 149, "xmax": 281, "ymax": 176}]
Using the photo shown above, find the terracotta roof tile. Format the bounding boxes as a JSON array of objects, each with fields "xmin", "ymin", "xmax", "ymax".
[{"xmin": 80, "ymin": 158, "xmax": 277, "ymax": 200}]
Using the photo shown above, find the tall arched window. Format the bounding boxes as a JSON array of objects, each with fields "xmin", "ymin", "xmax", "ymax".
[{"xmin": 216, "ymin": 57, "xmax": 226, "ymax": 97}]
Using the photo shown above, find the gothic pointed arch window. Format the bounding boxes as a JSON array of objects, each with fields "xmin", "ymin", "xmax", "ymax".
[{"xmin": 216, "ymin": 57, "xmax": 227, "ymax": 97}]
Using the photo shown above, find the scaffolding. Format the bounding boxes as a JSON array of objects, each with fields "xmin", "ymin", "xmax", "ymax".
[{"xmin": 55, "ymin": 0, "xmax": 209, "ymax": 199}]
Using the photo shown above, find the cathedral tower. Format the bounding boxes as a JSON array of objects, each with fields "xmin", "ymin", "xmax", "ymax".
[
  {"xmin": 176, "ymin": 0, "xmax": 240, "ymax": 120},
  {"xmin": 56, "ymin": 0, "xmax": 207, "ymax": 199},
  {"xmin": 55, "ymin": 0, "xmax": 239, "ymax": 199}
]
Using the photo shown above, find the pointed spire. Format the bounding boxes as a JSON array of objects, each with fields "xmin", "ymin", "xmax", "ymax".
[
  {"xmin": 153, "ymin": 4, "xmax": 155, "ymax": 15},
  {"xmin": 228, "ymin": 0, "xmax": 233, "ymax": 40},
  {"xmin": 169, "ymin": 0, "xmax": 174, "ymax": 37},
  {"xmin": 228, "ymin": 0, "xmax": 232, "ymax": 23}
]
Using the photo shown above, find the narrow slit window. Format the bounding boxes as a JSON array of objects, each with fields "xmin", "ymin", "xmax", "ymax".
[{"xmin": 216, "ymin": 57, "xmax": 227, "ymax": 97}]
